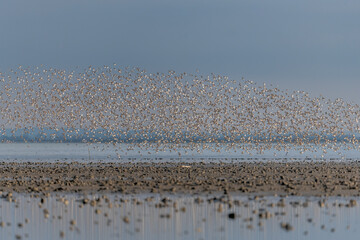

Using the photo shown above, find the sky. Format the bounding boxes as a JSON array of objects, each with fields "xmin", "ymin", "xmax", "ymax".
[{"xmin": 1, "ymin": 0, "xmax": 360, "ymax": 103}]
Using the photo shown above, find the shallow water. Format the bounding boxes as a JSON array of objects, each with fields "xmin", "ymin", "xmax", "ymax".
[
  {"xmin": 0, "ymin": 143, "xmax": 359, "ymax": 163},
  {"xmin": 0, "ymin": 193, "xmax": 359, "ymax": 240}
]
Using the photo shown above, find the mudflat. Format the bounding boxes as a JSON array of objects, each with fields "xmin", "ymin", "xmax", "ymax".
[{"xmin": 0, "ymin": 161, "xmax": 359, "ymax": 196}]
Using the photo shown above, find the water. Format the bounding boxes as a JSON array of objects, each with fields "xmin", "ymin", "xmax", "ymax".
[
  {"xmin": 0, "ymin": 193, "xmax": 359, "ymax": 240},
  {"xmin": 0, "ymin": 143, "xmax": 359, "ymax": 163}
]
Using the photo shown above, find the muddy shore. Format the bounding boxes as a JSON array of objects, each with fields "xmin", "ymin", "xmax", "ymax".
[{"xmin": 0, "ymin": 161, "xmax": 359, "ymax": 196}]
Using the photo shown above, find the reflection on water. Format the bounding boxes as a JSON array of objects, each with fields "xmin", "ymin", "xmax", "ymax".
[
  {"xmin": 0, "ymin": 143, "xmax": 360, "ymax": 162},
  {"xmin": 0, "ymin": 194, "xmax": 359, "ymax": 240}
]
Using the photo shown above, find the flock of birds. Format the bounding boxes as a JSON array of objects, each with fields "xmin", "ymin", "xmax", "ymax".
[{"xmin": 0, "ymin": 65, "xmax": 360, "ymax": 155}]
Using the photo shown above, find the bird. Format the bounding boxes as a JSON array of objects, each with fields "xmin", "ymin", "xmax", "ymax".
[{"xmin": 0, "ymin": 65, "xmax": 359, "ymax": 158}]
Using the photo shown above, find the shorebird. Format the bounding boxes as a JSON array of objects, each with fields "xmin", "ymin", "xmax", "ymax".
[{"xmin": 0, "ymin": 65, "xmax": 358, "ymax": 155}]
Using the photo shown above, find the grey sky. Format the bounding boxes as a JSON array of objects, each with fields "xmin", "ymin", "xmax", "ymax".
[{"xmin": 1, "ymin": 0, "xmax": 360, "ymax": 102}]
